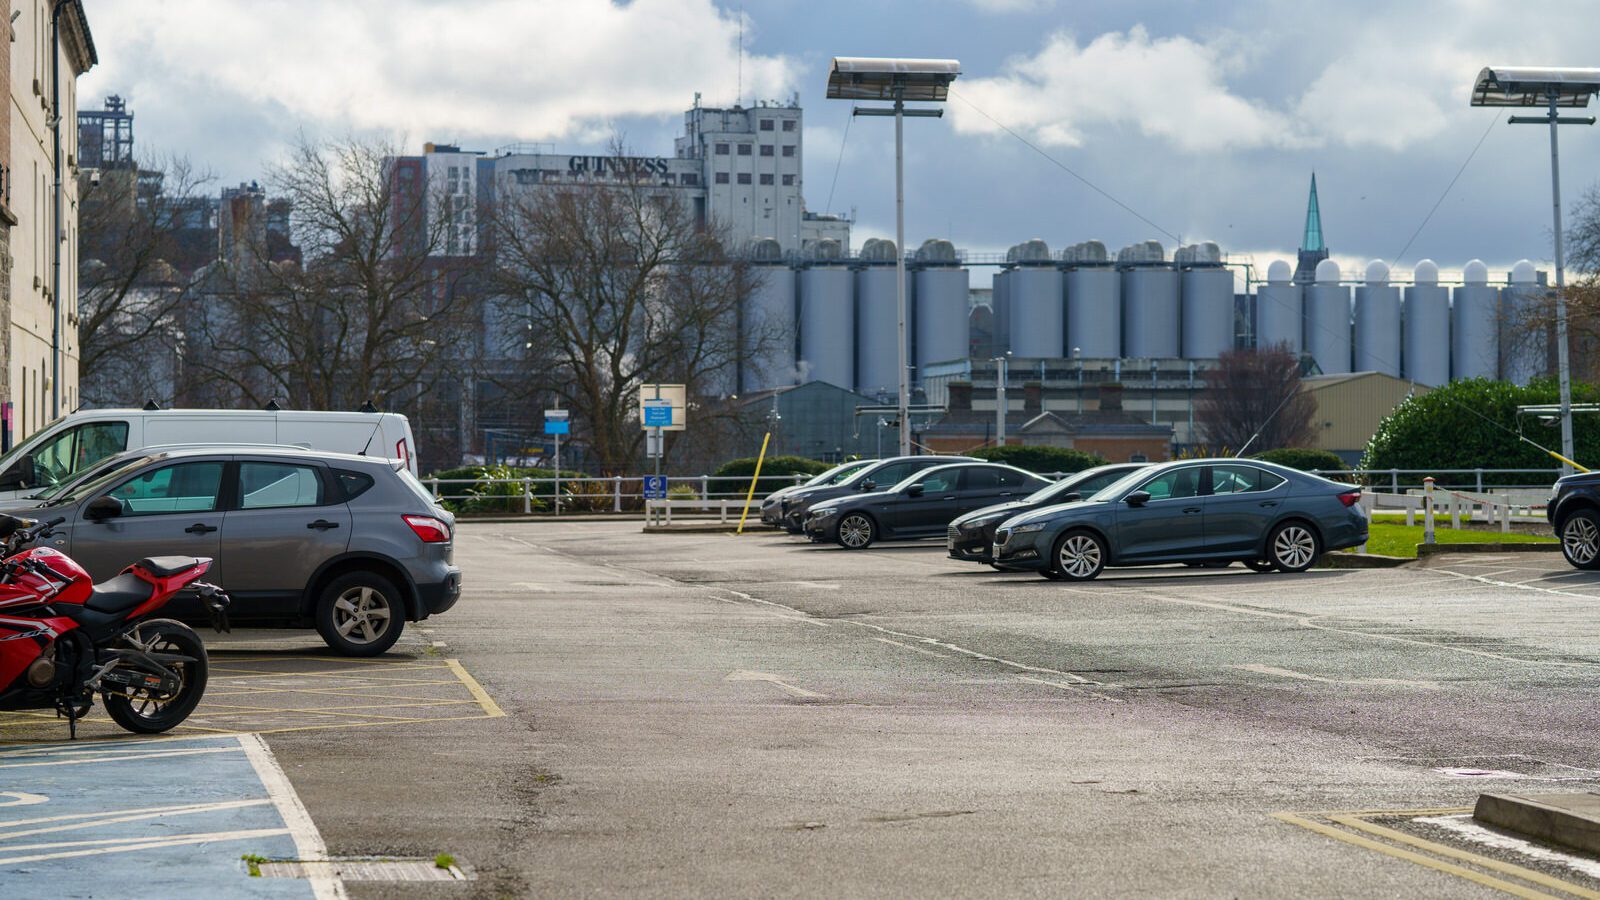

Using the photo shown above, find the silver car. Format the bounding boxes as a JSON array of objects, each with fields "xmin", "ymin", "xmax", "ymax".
[{"xmin": 30, "ymin": 447, "xmax": 460, "ymax": 655}]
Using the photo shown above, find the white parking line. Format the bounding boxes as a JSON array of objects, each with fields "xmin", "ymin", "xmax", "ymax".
[
  {"xmin": 1416, "ymin": 813, "xmax": 1600, "ymax": 880},
  {"xmin": 241, "ymin": 734, "xmax": 347, "ymax": 900}
]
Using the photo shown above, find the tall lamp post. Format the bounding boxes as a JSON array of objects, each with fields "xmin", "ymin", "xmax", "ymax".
[
  {"xmin": 826, "ymin": 57, "xmax": 960, "ymax": 456},
  {"xmin": 1471, "ymin": 66, "xmax": 1600, "ymax": 474}
]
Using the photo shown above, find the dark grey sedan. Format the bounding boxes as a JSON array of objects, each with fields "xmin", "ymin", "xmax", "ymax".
[
  {"xmin": 947, "ymin": 463, "xmax": 1148, "ymax": 563},
  {"xmin": 991, "ymin": 459, "xmax": 1366, "ymax": 580},
  {"xmin": 804, "ymin": 462, "xmax": 1050, "ymax": 549},
  {"xmin": 778, "ymin": 454, "xmax": 977, "ymax": 533}
]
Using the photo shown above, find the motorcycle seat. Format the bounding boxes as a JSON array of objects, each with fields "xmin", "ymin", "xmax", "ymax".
[
  {"xmin": 136, "ymin": 556, "xmax": 203, "ymax": 578},
  {"xmin": 86, "ymin": 573, "xmax": 154, "ymax": 614}
]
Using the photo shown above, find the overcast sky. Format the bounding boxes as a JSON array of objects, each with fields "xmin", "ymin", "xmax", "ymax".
[{"xmin": 81, "ymin": 0, "xmax": 1600, "ymax": 280}]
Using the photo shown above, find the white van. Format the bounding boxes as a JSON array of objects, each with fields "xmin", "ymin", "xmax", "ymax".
[{"xmin": 0, "ymin": 408, "xmax": 416, "ymax": 502}]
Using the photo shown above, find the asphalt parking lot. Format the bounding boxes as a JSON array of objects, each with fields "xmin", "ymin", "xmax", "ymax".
[{"xmin": 9, "ymin": 521, "xmax": 1600, "ymax": 897}]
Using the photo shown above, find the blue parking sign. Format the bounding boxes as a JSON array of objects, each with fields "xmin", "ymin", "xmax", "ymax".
[
  {"xmin": 643, "ymin": 475, "xmax": 668, "ymax": 499},
  {"xmin": 643, "ymin": 403, "xmax": 672, "ymax": 427}
]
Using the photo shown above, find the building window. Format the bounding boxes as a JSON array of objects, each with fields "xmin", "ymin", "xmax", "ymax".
[
  {"xmin": 715, "ymin": 172, "xmax": 729, "ymax": 184},
  {"xmin": 737, "ymin": 173, "xmax": 751, "ymax": 185},
  {"xmin": 782, "ymin": 120, "xmax": 796, "ymax": 132},
  {"xmin": 715, "ymin": 143, "xmax": 729, "ymax": 155},
  {"xmin": 758, "ymin": 174, "xmax": 773, "ymax": 185},
  {"xmin": 759, "ymin": 145, "xmax": 774, "ymax": 157},
  {"xmin": 737, "ymin": 144, "xmax": 752, "ymax": 156},
  {"xmin": 681, "ymin": 173, "xmax": 698, "ymax": 186},
  {"xmin": 782, "ymin": 145, "xmax": 796, "ymax": 157},
  {"xmin": 759, "ymin": 119, "xmax": 774, "ymax": 131},
  {"xmin": 782, "ymin": 174, "xmax": 795, "ymax": 186}
]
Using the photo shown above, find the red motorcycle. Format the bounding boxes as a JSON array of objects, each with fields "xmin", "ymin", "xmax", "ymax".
[{"xmin": 0, "ymin": 515, "xmax": 230, "ymax": 738}]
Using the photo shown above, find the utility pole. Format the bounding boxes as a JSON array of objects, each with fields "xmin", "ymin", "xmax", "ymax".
[{"xmin": 993, "ymin": 354, "xmax": 1008, "ymax": 446}]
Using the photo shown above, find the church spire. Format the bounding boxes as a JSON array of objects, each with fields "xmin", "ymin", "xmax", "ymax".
[{"xmin": 1302, "ymin": 173, "xmax": 1325, "ymax": 253}]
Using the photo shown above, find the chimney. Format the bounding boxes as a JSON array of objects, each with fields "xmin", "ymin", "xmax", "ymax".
[
  {"xmin": 947, "ymin": 381, "xmax": 972, "ymax": 411},
  {"xmin": 1099, "ymin": 382, "xmax": 1124, "ymax": 411},
  {"xmin": 1024, "ymin": 382, "xmax": 1042, "ymax": 414}
]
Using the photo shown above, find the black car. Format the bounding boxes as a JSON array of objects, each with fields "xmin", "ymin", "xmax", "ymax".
[
  {"xmin": 804, "ymin": 462, "xmax": 1050, "ymax": 549},
  {"xmin": 778, "ymin": 455, "xmax": 977, "ymax": 533},
  {"xmin": 947, "ymin": 463, "xmax": 1148, "ymax": 563},
  {"xmin": 758, "ymin": 460, "xmax": 874, "ymax": 527},
  {"xmin": 1549, "ymin": 471, "xmax": 1600, "ymax": 569}
]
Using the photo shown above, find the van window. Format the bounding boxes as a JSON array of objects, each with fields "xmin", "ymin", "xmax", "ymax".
[
  {"xmin": 240, "ymin": 462, "xmax": 325, "ymax": 509},
  {"xmin": 29, "ymin": 421, "xmax": 130, "ymax": 488},
  {"xmin": 110, "ymin": 462, "xmax": 225, "ymax": 516}
]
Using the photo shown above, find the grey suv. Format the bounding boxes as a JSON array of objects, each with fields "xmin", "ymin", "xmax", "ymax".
[{"xmin": 29, "ymin": 447, "xmax": 460, "ymax": 656}]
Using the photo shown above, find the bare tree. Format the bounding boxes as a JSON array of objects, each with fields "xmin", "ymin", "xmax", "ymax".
[
  {"xmin": 184, "ymin": 136, "xmax": 480, "ymax": 421},
  {"xmin": 1510, "ymin": 182, "xmax": 1600, "ymax": 381},
  {"xmin": 77, "ymin": 156, "xmax": 213, "ymax": 405},
  {"xmin": 1196, "ymin": 343, "xmax": 1316, "ymax": 452},
  {"xmin": 485, "ymin": 146, "xmax": 759, "ymax": 473}
]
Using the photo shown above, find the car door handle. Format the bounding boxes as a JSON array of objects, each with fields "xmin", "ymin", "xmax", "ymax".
[
  {"xmin": 1182, "ymin": 507, "xmax": 1202, "ymax": 514},
  {"xmin": 942, "ymin": 495, "xmax": 957, "ymax": 501},
  {"xmin": 1259, "ymin": 501, "xmax": 1279, "ymax": 508},
  {"xmin": 185, "ymin": 523, "xmax": 218, "ymax": 534},
  {"xmin": 307, "ymin": 519, "xmax": 341, "ymax": 531}
]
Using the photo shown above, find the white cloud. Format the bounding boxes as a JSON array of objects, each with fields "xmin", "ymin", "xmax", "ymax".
[
  {"xmin": 951, "ymin": 27, "xmax": 1302, "ymax": 153},
  {"xmin": 81, "ymin": 0, "xmax": 797, "ymax": 145}
]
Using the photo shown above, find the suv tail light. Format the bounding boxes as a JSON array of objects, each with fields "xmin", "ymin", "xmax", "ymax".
[
  {"xmin": 403, "ymin": 515, "xmax": 451, "ymax": 543},
  {"xmin": 1337, "ymin": 490, "xmax": 1361, "ymax": 508}
]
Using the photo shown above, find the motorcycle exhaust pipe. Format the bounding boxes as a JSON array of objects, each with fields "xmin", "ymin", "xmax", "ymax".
[{"xmin": 25, "ymin": 642, "xmax": 56, "ymax": 688}]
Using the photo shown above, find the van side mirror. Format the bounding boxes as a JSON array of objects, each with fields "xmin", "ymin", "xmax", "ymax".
[
  {"xmin": 86, "ymin": 496, "xmax": 123, "ymax": 521},
  {"xmin": 904, "ymin": 483, "xmax": 925, "ymax": 497},
  {"xmin": 1124, "ymin": 490, "xmax": 1151, "ymax": 507}
]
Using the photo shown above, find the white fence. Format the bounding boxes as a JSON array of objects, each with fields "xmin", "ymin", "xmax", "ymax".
[{"xmin": 422, "ymin": 473, "xmax": 816, "ymax": 514}]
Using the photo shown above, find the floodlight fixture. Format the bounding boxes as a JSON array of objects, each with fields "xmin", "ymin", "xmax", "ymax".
[
  {"xmin": 826, "ymin": 57, "xmax": 960, "ymax": 456},
  {"xmin": 1471, "ymin": 65, "xmax": 1600, "ymax": 473}
]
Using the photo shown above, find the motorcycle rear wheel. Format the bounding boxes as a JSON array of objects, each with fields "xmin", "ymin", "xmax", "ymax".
[{"xmin": 103, "ymin": 622, "xmax": 209, "ymax": 734}]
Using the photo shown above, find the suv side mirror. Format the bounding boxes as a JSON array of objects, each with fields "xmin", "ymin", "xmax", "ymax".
[
  {"xmin": 1124, "ymin": 490, "xmax": 1151, "ymax": 507},
  {"xmin": 0, "ymin": 455, "xmax": 33, "ymax": 491},
  {"xmin": 859, "ymin": 479, "xmax": 876, "ymax": 491},
  {"xmin": 1060, "ymin": 491, "xmax": 1082, "ymax": 503},
  {"xmin": 904, "ymin": 483, "xmax": 925, "ymax": 497},
  {"xmin": 86, "ymin": 495, "xmax": 123, "ymax": 521}
]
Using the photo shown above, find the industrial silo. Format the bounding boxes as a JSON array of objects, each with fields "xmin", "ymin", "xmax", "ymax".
[
  {"xmin": 1064, "ymin": 240, "xmax": 1119, "ymax": 358},
  {"xmin": 913, "ymin": 239, "xmax": 970, "ymax": 375},
  {"xmin": 1501, "ymin": 259, "xmax": 1546, "ymax": 385},
  {"xmin": 1179, "ymin": 242, "xmax": 1233, "ymax": 359},
  {"xmin": 1006, "ymin": 240, "xmax": 1064, "ymax": 358},
  {"xmin": 1255, "ymin": 259, "xmax": 1302, "ymax": 352},
  {"xmin": 1353, "ymin": 260, "xmax": 1400, "ymax": 376},
  {"xmin": 1451, "ymin": 258, "xmax": 1499, "ymax": 380},
  {"xmin": 1402, "ymin": 259, "xmax": 1450, "ymax": 386},
  {"xmin": 992, "ymin": 265, "xmax": 1011, "ymax": 356},
  {"xmin": 1120, "ymin": 240, "xmax": 1179, "ymax": 358},
  {"xmin": 853, "ymin": 239, "xmax": 901, "ymax": 400},
  {"xmin": 798, "ymin": 239, "xmax": 855, "ymax": 390},
  {"xmin": 741, "ymin": 239, "xmax": 797, "ymax": 393},
  {"xmin": 1305, "ymin": 259, "xmax": 1351, "ymax": 375}
]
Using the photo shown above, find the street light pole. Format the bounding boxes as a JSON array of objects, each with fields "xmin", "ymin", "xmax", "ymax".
[
  {"xmin": 1547, "ymin": 89, "xmax": 1576, "ymax": 474},
  {"xmin": 894, "ymin": 94, "xmax": 909, "ymax": 456},
  {"xmin": 993, "ymin": 354, "xmax": 1008, "ymax": 446}
]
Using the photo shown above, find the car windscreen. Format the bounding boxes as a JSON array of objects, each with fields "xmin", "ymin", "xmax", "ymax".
[
  {"xmin": 1022, "ymin": 469, "xmax": 1098, "ymax": 504},
  {"xmin": 34, "ymin": 455, "xmax": 136, "ymax": 501},
  {"xmin": 1086, "ymin": 466, "xmax": 1161, "ymax": 502},
  {"xmin": 44, "ymin": 455, "xmax": 159, "ymax": 506},
  {"xmin": 888, "ymin": 465, "xmax": 959, "ymax": 493}
]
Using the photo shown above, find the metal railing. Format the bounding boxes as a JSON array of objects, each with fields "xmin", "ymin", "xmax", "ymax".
[
  {"xmin": 1307, "ymin": 468, "xmax": 1564, "ymax": 494},
  {"xmin": 422, "ymin": 473, "xmax": 816, "ymax": 514}
]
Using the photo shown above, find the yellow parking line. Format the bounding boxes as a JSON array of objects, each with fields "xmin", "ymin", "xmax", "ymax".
[
  {"xmin": 205, "ymin": 679, "xmax": 464, "ymax": 697},
  {"xmin": 447, "ymin": 658, "xmax": 505, "ymax": 718},
  {"xmin": 201, "ymin": 699, "xmax": 478, "ymax": 715},
  {"xmin": 208, "ymin": 653, "xmax": 430, "ymax": 665},
  {"xmin": 181, "ymin": 712, "xmax": 504, "ymax": 737},
  {"xmin": 206, "ymin": 663, "xmax": 450, "ymax": 681},
  {"xmin": 1328, "ymin": 814, "xmax": 1600, "ymax": 899}
]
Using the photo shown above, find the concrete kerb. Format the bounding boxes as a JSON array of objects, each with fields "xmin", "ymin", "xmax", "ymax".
[
  {"xmin": 1415, "ymin": 542, "xmax": 1559, "ymax": 556},
  {"xmin": 1474, "ymin": 792, "xmax": 1600, "ymax": 857},
  {"xmin": 1317, "ymin": 552, "xmax": 1411, "ymax": 569}
]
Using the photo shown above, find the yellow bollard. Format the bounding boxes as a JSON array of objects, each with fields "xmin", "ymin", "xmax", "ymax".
[{"xmin": 736, "ymin": 432, "xmax": 772, "ymax": 535}]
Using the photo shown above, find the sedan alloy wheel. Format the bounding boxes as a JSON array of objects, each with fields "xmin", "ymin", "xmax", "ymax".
[
  {"xmin": 1269, "ymin": 522, "xmax": 1319, "ymax": 573},
  {"xmin": 1049, "ymin": 531, "xmax": 1106, "ymax": 581},
  {"xmin": 837, "ymin": 513, "xmax": 875, "ymax": 549},
  {"xmin": 1562, "ymin": 511, "xmax": 1600, "ymax": 570}
]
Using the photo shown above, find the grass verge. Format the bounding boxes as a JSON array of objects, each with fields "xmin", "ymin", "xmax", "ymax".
[{"xmin": 1351, "ymin": 522, "xmax": 1555, "ymax": 558}]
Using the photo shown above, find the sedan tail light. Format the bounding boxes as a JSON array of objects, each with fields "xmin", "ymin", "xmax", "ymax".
[
  {"xmin": 403, "ymin": 514, "xmax": 451, "ymax": 543},
  {"xmin": 1337, "ymin": 490, "xmax": 1361, "ymax": 508}
]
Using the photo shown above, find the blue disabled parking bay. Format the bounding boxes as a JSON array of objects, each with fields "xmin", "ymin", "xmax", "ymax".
[{"xmin": 0, "ymin": 734, "xmax": 338, "ymax": 898}]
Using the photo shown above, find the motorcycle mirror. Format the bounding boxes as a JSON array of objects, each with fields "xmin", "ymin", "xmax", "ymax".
[{"xmin": 85, "ymin": 496, "xmax": 123, "ymax": 521}]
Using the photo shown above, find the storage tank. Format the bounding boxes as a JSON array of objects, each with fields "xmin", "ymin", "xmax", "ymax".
[
  {"xmin": 853, "ymin": 239, "xmax": 901, "ymax": 399},
  {"xmin": 1120, "ymin": 241, "xmax": 1179, "ymax": 358},
  {"xmin": 991, "ymin": 266, "xmax": 1010, "ymax": 356},
  {"xmin": 1501, "ymin": 259, "xmax": 1545, "ymax": 385},
  {"xmin": 1006, "ymin": 240, "xmax": 1064, "ymax": 358},
  {"xmin": 798, "ymin": 239, "xmax": 855, "ymax": 389},
  {"xmin": 741, "ymin": 239, "xmax": 796, "ymax": 393},
  {"xmin": 1063, "ymin": 240, "xmax": 1119, "ymax": 358},
  {"xmin": 913, "ymin": 239, "xmax": 970, "ymax": 375},
  {"xmin": 1305, "ymin": 259, "xmax": 1351, "ymax": 374},
  {"xmin": 1255, "ymin": 259, "xmax": 1302, "ymax": 352},
  {"xmin": 1179, "ymin": 243, "xmax": 1233, "ymax": 359},
  {"xmin": 1353, "ymin": 260, "xmax": 1400, "ymax": 376},
  {"xmin": 1402, "ymin": 259, "xmax": 1450, "ymax": 386},
  {"xmin": 1451, "ymin": 258, "xmax": 1498, "ymax": 380}
]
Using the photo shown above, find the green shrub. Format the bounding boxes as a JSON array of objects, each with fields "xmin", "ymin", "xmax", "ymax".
[
  {"xmin": 1253, "ymin": 448, "xmax": 1347, "ymax": 472},
  {"xmin": 713, "ymin": 455, "xmax": 832, "ymax": 479},
  {"xmin": 666, "ymin": 483, "xmax": 699, "ymax": 500},
  {"xmin": 426, "ymin": 465, "xmax": 585, "ymax": 513},
  {"xmin": 1361, "ymin": 377, "xmax": 1600, "ymax": 483},
  {"xmin": 970, "ymin": 445, "xmax": 1106, "ymax": 474}
]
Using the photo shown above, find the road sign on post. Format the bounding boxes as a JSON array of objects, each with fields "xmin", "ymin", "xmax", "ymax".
[
  {"xmin": 642, "ymin": 401, "xmax": 673, "ymax": 428},
  {"xmin": 643, "ymin": 475, "xmax": 667, "ymax": 500},
  {"xmin": 545, "ymin": 409, "xmax": 568, "ymax": 516},
  {"xmin": 646, "ymin": 428, "xmax": 664, "ymax": 458}
]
